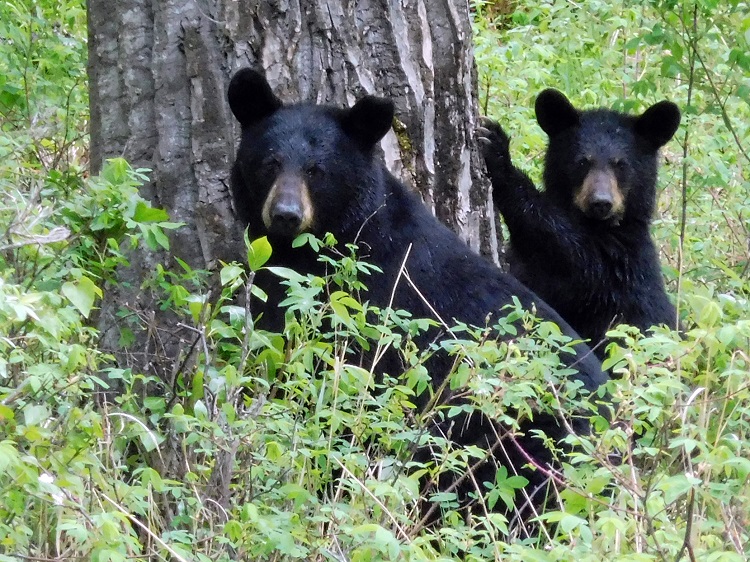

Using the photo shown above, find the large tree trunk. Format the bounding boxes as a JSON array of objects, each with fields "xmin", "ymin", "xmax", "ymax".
[
  {"xmin": 89, "ymin": 0, "xmax": 496, "ymax": 262},
  {"xmin": 89, "ymin": 0, "xmax": 498, "ymax": 380},
  {"xmin": 226, "ymin": 1, "xmax": 498, "ymax": 255},
  {"xmin": 89, "ymin": 0, "xmax": 496, "ymax": 517}
]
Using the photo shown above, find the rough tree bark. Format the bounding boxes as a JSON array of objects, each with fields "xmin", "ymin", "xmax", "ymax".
[
  {"xmin": 89, "ymin": 1, "xmax": 497, "ymax": 250},
  {"xmin": 88, "ymin": 0, "xmax": 497, "ymax": 511},
  {"xmin": 225, "ymin": 1, "xmax": 498, "ymax": 255},
  {"xmin": 89, "ymin": 0, "xmax": 498, "ymax": 377}
]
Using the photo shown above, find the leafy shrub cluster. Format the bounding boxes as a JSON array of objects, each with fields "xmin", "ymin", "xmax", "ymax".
[
  {"xmin": 473, "ymin": 0, "xmax": 750, "ymax": 559},
  {"xmin": 0, "ymin": 1, "xmax": 749, "ymax": 561}
]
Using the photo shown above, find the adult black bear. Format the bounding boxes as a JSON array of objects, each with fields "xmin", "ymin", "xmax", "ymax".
[
  {"xmin": 228, "ymin": 69, "xmax": 608, "ymax": 520},
  {"xmin": 481, "ymin": 90, "xmax": 681, "ymax": 356}
]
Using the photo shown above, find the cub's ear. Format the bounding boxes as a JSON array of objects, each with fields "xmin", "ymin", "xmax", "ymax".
[
  {"xmin": 535, "ymin": 89, "xmax": 579, "ymax": 137},
  {"xmin": 635, "ymin": 100, "xmax": 681, "ymax": 148},
  {"xmin": 341, "ymin": 95, "xmax": 394, "ymax": 149},
  {"xmin": 228, "ymin": 68, "xmax": 283, "ymax": 128}
]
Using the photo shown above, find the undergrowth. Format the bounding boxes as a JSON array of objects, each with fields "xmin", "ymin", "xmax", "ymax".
[{"xmin": 0, "ymin": 0, "xmax": 749, "ymax": 560}]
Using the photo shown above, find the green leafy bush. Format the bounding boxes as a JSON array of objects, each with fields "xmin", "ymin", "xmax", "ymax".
[
  {"xmin": 1, "ymin": 1, "xmax": 749, "ymax": 560},
  {"xmin": 0, "ymin": 158, "xmax": 185, "ymax": 560},
  {"xmin": 472, "ymin": 0, "xmax": 750, "ymax": 559}
]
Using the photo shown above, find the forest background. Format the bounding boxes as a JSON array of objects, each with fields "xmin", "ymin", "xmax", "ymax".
[{"xmin": 0, "ymin": 1, "xmax": 748, "ymax": 561}]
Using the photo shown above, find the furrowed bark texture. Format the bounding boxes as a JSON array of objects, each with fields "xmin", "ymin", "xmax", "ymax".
[
  {"xmin": 88, "ymin": 0, "xmax": 497, "ymax": 505},
  {"xmin": 226, "ymin": 1, "xmax": 497, "ymax": 256},
  {"xmin": 89, "ymin": 0, "xmax": 498, "ymax": 372},
  {"xmin": 89, "ymin": 0, "xmax": 496, "ymax": 259}
]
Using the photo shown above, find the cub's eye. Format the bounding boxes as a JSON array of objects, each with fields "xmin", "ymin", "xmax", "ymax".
[
  {"xmin": 261, "ymin": 154, "xmax": 282, "ymax": 172},
  {"xmin": 305, "ymin": 163, "xmax": 322, "ymax": 179},
  {"xmin": 577, "ymin": 157, "xmax": 591, "ymax": 170},
  {"xmin": 612, "ymin": 159, "xmax": 627, "ymax": 170}
]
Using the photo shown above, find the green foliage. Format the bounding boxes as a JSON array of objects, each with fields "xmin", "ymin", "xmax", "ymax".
[
  {"xmin": 85, "ymin": 232, "xmax": 616, "ymax": 561},
  {"xmin": 0, "ymin": 0, "xmax": 87, "ymax": 173},
  {"xmin": 0, "ymin": 158, "xmax": 184, "ymax": 559},
  {"xmin": 1, "ymin": 0, "xmax": 749, "ymax": 560},
  {"xmin": 474, "ymin": 0, "xmax": 750, "ymax": 288},
  {"xmin": 473, "ymin": 0, "xmax": 750, "ymax": 558}
]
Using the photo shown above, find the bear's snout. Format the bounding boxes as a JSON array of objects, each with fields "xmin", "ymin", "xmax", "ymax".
[
  {"xmin": 575, "ymin": 168, "xmax": 624, "ymax": 221},
  {"xmin": 261, "ymin": 172, "xmax": 314, "ymax": 237}
]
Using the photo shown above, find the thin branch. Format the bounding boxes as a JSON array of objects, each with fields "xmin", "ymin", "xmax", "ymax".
[
  {"xmin": 332, "ymin": 457, "xmax": 412, "ymax": 543},
  {"xmin": 693, "ymin": 50, "xmax": 750, "ymax": 168},
  {"xmin": 100, "ymin": 492, "xmax": 192, "ymax": 562},
  {"xmin": 674, "ymin": 488, "xmax": 697, "ymax": 562},
  {"xmin": 676, "ymin": 3, "xmax": 698, "ymax": 327}
]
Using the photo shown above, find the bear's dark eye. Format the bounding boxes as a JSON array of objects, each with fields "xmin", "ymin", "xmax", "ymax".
[
  {"xmin": 577, "ymin": 157, "xmax": 591, "ymax": 170},
  {"xmin": 261, "ymin": 154, "xmax": 282, "ymax": 173},
  {"xmin": 612, "ymin": 158, "xmax": 627, "ymax": 170},
  {"xmin": 305, "ymin": 163, "xmax": 322, "ymax": 179}
]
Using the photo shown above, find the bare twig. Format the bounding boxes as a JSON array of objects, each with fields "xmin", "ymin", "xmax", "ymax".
[
  {"xmin": 0, "ymin": 226, "xmax": 70, "ymax": 251},
  {"xmin": 332, "ymin": 457, "xmax": 412, "ymax": 543},
  {"xmin": 674, "ymin": 487, "xmax": 697, "ymax": 562},
  {"xmin": 676, "ymin": 3, "xmax": 698, "ymax": 328},
  {"xmin": 100, "ymin": 492, "xmax": 192, "ymax": 562}
]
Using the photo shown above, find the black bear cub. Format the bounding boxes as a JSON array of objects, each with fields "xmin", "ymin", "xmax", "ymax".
[
  {"xmin": 228, "ymin": 69, "xmax": 608, "ymax": 520},
  {"xmin": 481, "ymin": 89, "xmax": 681, "ymax": 356}
]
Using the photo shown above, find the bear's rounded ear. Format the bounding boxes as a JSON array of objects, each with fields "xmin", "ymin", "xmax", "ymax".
[
  {"xmin": 342, "ymin": 95, "xmax": 394, "ymax": 149},
  {"xmin": 228, "ymin": 68, "xmax": 283, "ymax": 128},
  {"xmin": 535, "ymin": 89, "xmax": 579, "ymax": 137},
  {"xmin": 635, "ymin": 100, "xmax": 681, "ymax": 148}
]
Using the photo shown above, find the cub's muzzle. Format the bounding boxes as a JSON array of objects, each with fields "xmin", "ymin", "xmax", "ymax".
[{"xmin": 575, "ymin": 168, "xmax": 624, "ymax": 221}]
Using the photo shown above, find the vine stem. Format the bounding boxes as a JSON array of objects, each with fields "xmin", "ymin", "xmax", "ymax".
[
  {"xmin": 675, "ymin": 9, "xmax": 698, "ymax": 560},
  {"xmin": 674, "ymin": 487, "xmax": 698, "ymax": 562},
  {"xmin": 676, "ymin": 3, "xmax": 698, "ymax": 326}
]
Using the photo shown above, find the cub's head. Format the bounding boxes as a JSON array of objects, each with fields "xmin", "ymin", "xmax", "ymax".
[
  {"xmin": 535, "ymin": 89, "xmax": 680, "ymax": 224},
  {"xmin": 228, "ymin": 68, "xmax": 394, "ymax": 241}
]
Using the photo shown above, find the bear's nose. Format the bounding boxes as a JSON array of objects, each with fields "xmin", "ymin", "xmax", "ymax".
[
  {"xmin": 588, "ymin": 198, "xmax": 613, "ymax": 220},
  {"xmin": 261, "ymin": 172, "xmax": 314, "ymax": 237},
  {"xmin": 269, "ymin": 200, "xmax": 304, "ymax": 236}
]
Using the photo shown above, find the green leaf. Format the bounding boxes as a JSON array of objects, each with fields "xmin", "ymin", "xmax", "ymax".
[
  {"xmin": 193, "ymin": 400, "xmax": 208, "ymax": 419},
  {"xmin": 220, "ymin": 263, "xmax": 244, "ymax": 286},
  {"xmin": 659, "ymin": 473, "xmax": 699, "ymax": 505},
  {"xmin": 23, "ymin": 404, "xmax": 50, "ymax": 426},
  {"xmin": 0, "ymin": 405, "xmax": 14, "ymax": 422},
  {"xmin": 224, "ymin": 520, "xmax": 242, "ymax": 542},
  {"xmin": 62, "ymin": 276, "xmax": 102, "ymax": 318},
  {"xmin": 118, "ymin": 327, "xmax": 135, "ymax": 348},
  {"xmin": 247, "ymin": 236, "xmax": 273, "ymax": 271},
  {"xmin": 698, "ymin": 299, "xmax": 723, "ymax": 327},
  {"xmin": 292, "ymin": 232, "xmax": 320, "ymax": 251},
  {"xmin": 559, "ymin": 513, "xmax": 587, "ymax": 534},
  {"xmin": 101, "ymin": 157, "xmax": 129, "ymax": 184},
  {"xmin": 0, "ymin": 441, "xmax": 20, "ymax": 473},
  {"xmin": 191, "ymin": 369, "xmax": 204, "ymax": 402},
  {"xmin": 158, "ymin": 221, "xmax": 184, "ymax": 230},
  {"xmin": 144, "ymin": 396, "xmax": 166, "ymax": 413},
  {"xmin": 150, "ymin": 226, "xmax": 170, "ymax": 250},
  {"xmin": 140, "ymin": 467, "xmax": 165, "ymax": 492},
  {"xmin": 266, "ymin": 266, "xmax": 307, "ymax": 283},
  {"xmin": 133, "ymin": 201, "xmax": 169, "ymax": 222},
  {"xmin": 250, "ymin": 284, "xmax": 268, "ymax": 302}
]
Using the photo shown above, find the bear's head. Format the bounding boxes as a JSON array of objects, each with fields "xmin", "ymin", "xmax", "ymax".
[
  {"xmin": 228, "ymin": 68, "xmax": 395, "ymax": 241},
  {"xmin": 535, "ymin": 89, "xmax": 680, "ymax": 224}
]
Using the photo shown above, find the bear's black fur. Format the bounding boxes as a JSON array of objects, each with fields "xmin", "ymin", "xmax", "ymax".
[
  {"xmin": 481, "ymin": 90, "xmax": 681, "ymax": 356},
  {"xmin": 228, "ymin": 69, "xmax": 608, "ymax": 520}
]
